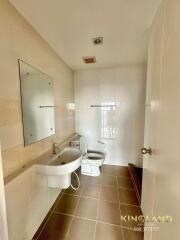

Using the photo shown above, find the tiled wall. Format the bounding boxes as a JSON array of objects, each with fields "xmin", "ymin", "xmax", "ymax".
[
  {"xmin": 0, "ymin": 0, "xmax": 75, "ymax": 178},
  {"xmin": 5, "ymin": 165, "xmax": 61, "ymax": 240},
  {"xmin": 74, "ymin": 66, "xmax": 146, "ymax": 167}
]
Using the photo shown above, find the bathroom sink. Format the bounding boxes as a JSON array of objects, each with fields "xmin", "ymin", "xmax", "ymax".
[{"xmin": 35, "ymin": 147, "xmax": 82, "ymax": 188}]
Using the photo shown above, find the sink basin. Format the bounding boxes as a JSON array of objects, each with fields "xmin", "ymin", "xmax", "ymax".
[{"xmin": 35, "ymin": 147, "xmax": 82, "ymax": 188}]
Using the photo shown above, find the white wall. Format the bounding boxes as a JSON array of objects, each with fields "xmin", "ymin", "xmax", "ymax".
[{"xmin": 74, "ymin": 66, "xmax": 146, "ymax": 167}]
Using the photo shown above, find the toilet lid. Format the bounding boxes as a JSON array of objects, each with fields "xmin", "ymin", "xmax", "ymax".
[{"xmin": 80, "ymin": 137, "xmax": 88, "ymax": 155}]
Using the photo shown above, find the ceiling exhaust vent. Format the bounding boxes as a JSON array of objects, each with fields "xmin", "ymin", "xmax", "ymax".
[
  {"xmin": 82, "ymin": 56, "xmax": 96, "ymax": 64},
  {"xmin": 93, "ymin": 37, "xmax": 103, "ymax": 45}
]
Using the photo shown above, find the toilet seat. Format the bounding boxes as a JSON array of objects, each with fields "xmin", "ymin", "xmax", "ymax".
[
  {"xmin": 87, "ymin": 152, "xmax": 104, "ymax": 160},
  {"xmin": 80, "ymin": 137, "xmax": 105, "ymax": 176}
]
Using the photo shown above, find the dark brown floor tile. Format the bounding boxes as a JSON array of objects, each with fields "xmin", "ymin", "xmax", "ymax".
[
  {"xmin": 95, "ymin": 222, "xmax": 123, "ymax": 240},
  {"xmin": 75, "ymin": 197, "xmax": 98, "ymax": 220},
  {"xmin": 116, "ymin": 166, "xmax": 130, "ymax": 178},
  {"xmin": 102, "ymin": 175, "xmax": 117, "ymax": 187},
  {"xmin": 120, "ymin": 205, "xmax": 142, "ymax": 229},
  {"xmin": 117, "ymin": 177, "xmax": 133, "ymax": 190},
  {"xmin": 37, "ymin": 213, "xmax": 72, "ymax": 240},
  {"xmin": 54, "ymin": 194, "xmax": 79, "ymax": 215},
  {"xmin": 81, "ymin": 183, "xmax": 100, "ymax": 198},
  {"xmin": 97, "ymin": 200, "xmax": 121, "ymax": 225},
  {"xmin": 64, "ymin": 183, "xmax": 85, "ymax": 196},
  {"xmin": 49, "ymin": 191, "xmax": 64, "ymax": 211},
  {"xmin": 119, "ymin": 188, "xmax": 139, "ymax": 205},
  {"xmin": 123, "ymin": 228, "xmax": 144, "ymax": 240},
  {"xmin": 66, "ymin": 217, "xmax": 95, "ymax": 240},
  {"xmin": 102, "ymin": 165, "xmax": 116, "ymax": 176},
  {"xmin": 72, "ymin": 171, "xmax": 88, "ymax": 183},
  {"xmin": 100, "ymin": 186, "xmax": 118, "ymax": 203},
  {"xmin": 87, "ymin": 175, "xmax": 102, "ymax": 185},
  {"xmin": 34, "ymin": 165, "xmax": 144, "ymax": 240},
  {"xmin": 75, "ymin": 167, "xmax": 81, "ymax": 175},
  {"xmin": 33, "ymin": 211, "xmax": 52, "ymax": 239}
]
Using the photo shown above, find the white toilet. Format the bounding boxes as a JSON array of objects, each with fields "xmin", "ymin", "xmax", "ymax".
[{"xmin": 80, "ymin": 137, "xmax": 105, "ymax": 176}]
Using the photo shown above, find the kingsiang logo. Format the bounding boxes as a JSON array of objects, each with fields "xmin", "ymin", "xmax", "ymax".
[
  {"xmin": 121, "ymin": 215, "xmax": 173, "ymax": 232},
  {"xmin": 121, "ymin": 215, "xmax": 173, "ymax": 224}
]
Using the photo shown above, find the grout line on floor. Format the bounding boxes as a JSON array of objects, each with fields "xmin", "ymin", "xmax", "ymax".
[
  {"xmin": 84, "ymin": 182, "xmax": 102, "ymax": 186},
  {"xmin": 53, "ymin": 211, "xmax": 94, "ymax": 220},
  {"xmin": 53, "ymin": 210, "xmax": 140, "ymax": 232},
  {"xmin": 117, "ymin": 186, "xmax": 135, "ymax": 191},
  {"xmin": 116, "ymin": 167, "xmax": 125, "ymax": 240},
  {"xmin": 61, "ymin": 192, "xmax": 140, "ymax": 207},
  {"xmin": 128, "ymin": 167, "xmax": 141, "ymax": 205},
  {"xmin": 51, "ymin": 190, "xmax": 65, "ymax": 211},
  {"xmin": 36, "ymin": 190, "xmax": 64, "ymax": 240},
  {"xmin": 93, "ymin": 174, "xmax": 101, "ymax": 240},
  {"xmin": 62, "ymin": 192, "xmax": 79, "ymax": 197},
  {"xmin": 64, "ymin": 177, "xmax": 82, "ymax": 240},
  {"xmin": 117, "ymin": 175, "xmax": 132, "ymax": 179},
  {"xmin": 120, "ymin": 203, "xmax": 141, "ymax": 208},
  {"xmin": 35, "ymin": 166, "xmax": 141, "ymax": 239}
]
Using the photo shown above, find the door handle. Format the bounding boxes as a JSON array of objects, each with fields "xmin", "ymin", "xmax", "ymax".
[{"xmin": 141, "ymin": 147, "xmax": 152, "ymax": 155}]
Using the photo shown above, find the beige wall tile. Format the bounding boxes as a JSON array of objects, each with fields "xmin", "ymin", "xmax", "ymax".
[
  {"xmin": 0, "ymin": 99, "xmax": 21, "ymax": 127},
  {"xmin": 0, "ymin": 0, "xmax": 75, "ymax": 177},
  {"xmin": 0, "ymin": 124, "xmax": 23, "ymax": 151}
]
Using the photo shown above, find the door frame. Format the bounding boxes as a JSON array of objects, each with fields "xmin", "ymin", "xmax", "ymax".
[{"xmin": 0, "ymin": 142, "xmax": 9, "ymax": 240}]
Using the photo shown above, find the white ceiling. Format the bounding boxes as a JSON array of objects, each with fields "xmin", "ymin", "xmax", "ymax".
[{"xmin": 10, "ymin": 0, "xmax": 161, "ymax": 70}]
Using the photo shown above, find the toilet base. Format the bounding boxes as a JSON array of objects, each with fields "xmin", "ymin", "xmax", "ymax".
[{"xmin": 81, "ymin": 163, "xmax": 101, "ymax": 176}]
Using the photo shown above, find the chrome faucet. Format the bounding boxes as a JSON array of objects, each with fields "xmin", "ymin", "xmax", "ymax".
[{"xmin": 52, "ymin": 142, "xmax": 58, "ymax": 155}]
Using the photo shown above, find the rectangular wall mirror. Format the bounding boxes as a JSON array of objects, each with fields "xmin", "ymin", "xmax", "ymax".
[{"xmin": 18, "ymin": 60, "xmax": 55, "ymax": 146}]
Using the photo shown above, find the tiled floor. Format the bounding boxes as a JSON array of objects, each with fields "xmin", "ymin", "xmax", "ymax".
[{"xmin": 33, "ymin": 165, "xmax": 143, "ymax": 240}]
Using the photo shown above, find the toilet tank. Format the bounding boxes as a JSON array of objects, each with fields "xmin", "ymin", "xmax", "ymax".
[
  {"xmin": 70, "ymin": 135, "xmax": 81, "ymax": 149},
  {"xmin": 70, "ymin": 136, "xmax": 88, "ymax": 155}
]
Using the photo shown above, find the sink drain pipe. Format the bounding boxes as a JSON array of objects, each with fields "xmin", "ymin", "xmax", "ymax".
[{"xmin": 71, "ymin": 171, "xmax": 80, "ymax": 190}]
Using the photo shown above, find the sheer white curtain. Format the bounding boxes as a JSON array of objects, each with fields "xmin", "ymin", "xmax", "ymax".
[{"xmin": 98, "ymin": 102, "xmax": 117, "ymax": 140}]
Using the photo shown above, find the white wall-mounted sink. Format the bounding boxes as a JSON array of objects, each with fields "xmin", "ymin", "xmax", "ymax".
[{"xmin": 35, "ymin": 147, "xmax": 82, "ymax": 188}]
